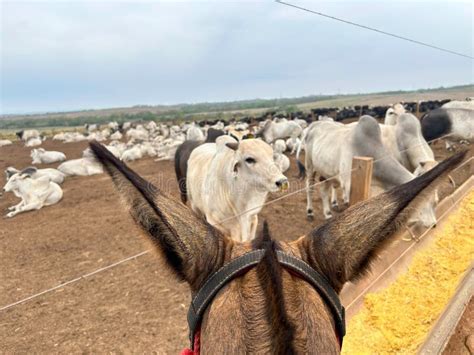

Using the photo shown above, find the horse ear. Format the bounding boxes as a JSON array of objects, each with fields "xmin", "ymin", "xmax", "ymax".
[
  {"xmin": 292, "ymin": 151, "xmax": 466, "ymax": 292},
  {"xmin": 89, "ymin": 141, "xmax": 229, "ymax": 290}
]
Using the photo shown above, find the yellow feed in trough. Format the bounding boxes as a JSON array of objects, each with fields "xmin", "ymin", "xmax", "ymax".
[{"xmin": 342, "ymin": 190, "xmax": 474, "ymax": 354}]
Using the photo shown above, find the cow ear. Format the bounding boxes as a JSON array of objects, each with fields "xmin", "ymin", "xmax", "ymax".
[
  {"xmin": 291, "ymin": 151, "xmax": 466, "ymax": 293},
  {"xmin": 89, "ymin": 141, "xmax": 229, "ymax": 290},
  {"xmin": 232, "ymin": 160, "xmax": 240, "ymax": 177}
]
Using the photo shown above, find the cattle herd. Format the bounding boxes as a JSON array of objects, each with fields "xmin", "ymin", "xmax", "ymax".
[{"xmin": 1, "ymin": 98, "xmax": 473, "ymax": 239}]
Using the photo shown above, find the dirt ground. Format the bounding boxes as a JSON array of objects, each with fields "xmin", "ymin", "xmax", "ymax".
[
  {"xmin": 0, "ymin": 138, "xmax": 472, "ymax": 353},
  {"xmin": 444, "ymin": 297, "xmax": 474, "ymax": 355}
]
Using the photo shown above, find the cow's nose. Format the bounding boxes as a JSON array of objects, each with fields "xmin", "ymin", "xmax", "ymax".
[{"xmin": 275, "ymin": 178, "xmax": 289, "ymax": 190}]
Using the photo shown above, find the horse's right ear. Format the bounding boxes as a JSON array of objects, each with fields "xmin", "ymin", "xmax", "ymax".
[
  {"xmin": 89, "ymin": 141, "xmax": 229, "ymax": 290},
  {"xmin": 292, "ymin": 150, "xmax": 467, "ymax": 293}
]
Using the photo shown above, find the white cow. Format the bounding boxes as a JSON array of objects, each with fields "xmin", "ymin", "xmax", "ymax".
[
  {"xmin": 110, "ymin": 131, "xmax": 123, "ymax": 140},
  {"xmin": 31, "ymin": 148, "xmax": 66, "ymax": 164},
  {"xmin": 442, "ymin": 99, "xmax": 474, "ymax": 110},
  {"xmin": 285, "ymin": 137, "xmax": 301, "ymax": 155},
  {"xmin": 63, "ymin": 132, "xmax": 87, "ymax": 143},
  {"xmin": 2, "ymin": 172, "xmax": 63, "ymax": 218},
  {"xmin": 380, "ymin": 113, "xmax": 437, "ymax": 175},
  {"xmin": 421, "ymin": 108, "xmax": 474, "ymax": 150},
  {"xmin": 53, "ymin": 132, "xmax": 67, "ymax": 141},
  {"xmin": 16, "ymin": 129, "xmax": 40, "ymax": 141},
  {"xmin": 257, "ymin": 119, "xmax": 302, "ymax": 143},
  {"xmin": 126, "ymin": 128, "xmax": 149, "ymax": 141},
  {"xmin": 293, "ymin": 118, "xmax": 308, "ymax": 129},
  {"xmin": 273, "ymin": 139, "xmax": 290, "ymax": 173},
  {"xmin": 384, "ymin": 103, "xmax": 406, "ymax": 125},
  {"xmin": 186, "ymin": 123, "xmax": 205, "ymax": 141},
  {"xmin": 5, "ymin": 166, "xmax": 65, "ymax": 185},
  {"xmin": 108, "ymin": 121, "xmax": 119, "ymax": 131},
  {"xmin": 0, "ymin": 140, "xmax": 12, "ymax": 147},
  {"xmin": 298, "ymin": 116, "xmax": 438, "ymax": 228},
  {"xmin": 85, "ymin": 124, "xmax": 98, "ymax": 132},
  {"xmin": 58, "ymin": 157, "xmax": 103, "ymax": 176},
  {"xmin": 146, "ymin": 121, "xmax": 158, "ymax": 132},
  {"xmin": 121, "ymin": 145, "xmax": 144, "ymax": 162},
  {"xmin": 104, "ymin": 144, "xmax": 124, "ymax": 159},
  {"xmin": 25, "ymin": 137, "xmax": 42, "ymax": 147},
  {"xmin": 187, "ymin": 136, "xmax": 289, "ymax": 242}
]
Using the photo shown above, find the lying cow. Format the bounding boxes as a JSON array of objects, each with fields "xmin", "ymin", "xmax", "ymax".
[
  {"xmin": 421, "ymin": 108, "xmax": 474, "ymax": 150},
  {"xmin": 110, "ymin": 131, "xmax": 123, "ymax": 140},
  {"xmin": 25, "ymin": 137, "xmax": 42, "ymax": 147},
  {"xmin": 187, "ymin": 136, "xmax": 288, "ymax": 241},
  {"xmin": 174, "ymin": 128, "xmax": 225, "ymax": 203},
  {"xmin": 298, "ymin": 116, "xmax": 438, "ymax": 228},
  {"xmin": 2, "ymin": 171, "xmax": 63, "ymax": 218},
  {"xmin": 5, "ymin": 166, "xmax": 65, "ymax": 185},
  {"xmin": 31, "ymin": 148, "xmax": 66, "ymax": 164},
  {"xmin": 85, "ymin": 123, "xmax": 98, "ymax": 132},
  {"xmin": 16, "ymin": 129, "xmax": 40, "ymax": 141},
  {"xmin": 0, "ymin": 140, "xmax": 12, "ymax": 147},
  {"xmin": 58, "ymin": 154, "xmax": 103, "ymax": 176}
]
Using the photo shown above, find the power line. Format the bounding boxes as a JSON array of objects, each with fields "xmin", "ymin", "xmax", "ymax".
[{"xmin": 276, "ymin": 0, "xmax": 473, "ymax": 60}]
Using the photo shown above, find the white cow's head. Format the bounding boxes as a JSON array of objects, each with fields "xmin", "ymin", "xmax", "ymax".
[
  {"xmin": 384, "ymin": 108, "xmax": 398, "ymax": 125},
  {"xmin": 4, "ymin": 167, "xmax": 20, "ymax": 182},
  {"xmin": 407, "ymin": 190, "xmax": 439, "ymax": 228},
  {"xmin": 413, "ymin": 160, "xmax": 439, "ymax": 176},
  {"xmin": 30, "ymin": 148, "xmax": 44, "ymax": 163},
  {"xmin": 3, "ymin": 172, "xmax": 31, "ymax": 193},
  {"xmin": 219, "ymin": 137, "xmax": 289, "ymax": 193}
]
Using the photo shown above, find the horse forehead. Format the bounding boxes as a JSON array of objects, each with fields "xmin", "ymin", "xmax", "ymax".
[{"xmin": 239, "ymin": 140, "xmax": 272, "ymax": 157}]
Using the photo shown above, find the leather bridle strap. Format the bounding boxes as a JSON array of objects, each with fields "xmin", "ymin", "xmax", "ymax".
[
  {"xmin": 187, "ymin": 249, "xmax": 266, "ymax": 344},
  {"xmin": 187, "ymin": 249, "xmax": 345, "ymax": 350}
]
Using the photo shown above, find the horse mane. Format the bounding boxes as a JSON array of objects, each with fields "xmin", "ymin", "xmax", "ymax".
[{"xmin": 253, "ymin": 222, "xmax": 296, "ymax": 354}]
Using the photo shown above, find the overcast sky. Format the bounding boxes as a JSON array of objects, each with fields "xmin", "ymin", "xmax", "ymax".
[{"xmin": 1, "ymin": 0, "xmax": 473, "ymax": 114}]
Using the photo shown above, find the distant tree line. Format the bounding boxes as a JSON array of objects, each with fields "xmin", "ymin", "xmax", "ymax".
[{"xmin": 1, "ymin": 84, "xmax": 471, "ymax": 130}]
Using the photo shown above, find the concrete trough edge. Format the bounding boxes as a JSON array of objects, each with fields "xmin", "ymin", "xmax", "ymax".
[{"xmin": 418, "ymin": 265, "xmax": 473, "ymax": 355}]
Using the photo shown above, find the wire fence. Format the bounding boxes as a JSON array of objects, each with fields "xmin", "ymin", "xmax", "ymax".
[
  {"xmin": 0, "ymin": 132, "xmax": 471, "ymax": 313},
  {"xmin": 276, "ymin": 0, "xmax": 473, "ymax": 60}
]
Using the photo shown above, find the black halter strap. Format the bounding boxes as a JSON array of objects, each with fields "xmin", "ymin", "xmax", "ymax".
[{"xmin": 187, "ymin": 249, "xmax": 345, "ymax": 349}]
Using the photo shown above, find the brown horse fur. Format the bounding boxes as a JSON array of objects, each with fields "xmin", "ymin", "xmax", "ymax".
[{"xmin": 89, "ymin": 141, "xmax": 466, "ymax": 354}]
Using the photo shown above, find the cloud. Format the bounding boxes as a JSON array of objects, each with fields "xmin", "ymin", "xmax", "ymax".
[{"xmin": 1, "ymin": 0, "xmax": 472, "ymax": 114}]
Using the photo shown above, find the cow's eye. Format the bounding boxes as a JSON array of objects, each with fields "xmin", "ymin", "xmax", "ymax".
[{"xmin": 245, "ymin": 157, "xmax": 256, "ymax": 164}]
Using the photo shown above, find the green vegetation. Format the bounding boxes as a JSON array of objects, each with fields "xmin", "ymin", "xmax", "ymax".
[{"xmin": 1, "ymin": 84, "xmax": 472, "ymax": 130}]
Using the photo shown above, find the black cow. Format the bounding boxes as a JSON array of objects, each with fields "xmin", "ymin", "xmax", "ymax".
[{"xmin": 174, "ymin": 128, "xmax": 225, "ymax": 204}]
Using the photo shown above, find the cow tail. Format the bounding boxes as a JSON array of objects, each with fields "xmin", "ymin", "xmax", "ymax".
[
  {"xmin": 174, "ymin": 148, "xmax": 188, "ymax": 204},
  {"xmin": 297, "ymin": 159, "xmax": 306, "ymax": 180}
]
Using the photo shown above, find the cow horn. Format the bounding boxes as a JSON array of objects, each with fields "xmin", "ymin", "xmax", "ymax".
[{"xmin": 226, "ymin": 142, "xmax": 239, "ymax": 151}]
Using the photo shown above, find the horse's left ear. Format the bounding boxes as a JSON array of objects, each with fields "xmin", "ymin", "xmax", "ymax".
[{"xmin": 89, "ymin": 141, "xmax": 229, "ymax": 290}]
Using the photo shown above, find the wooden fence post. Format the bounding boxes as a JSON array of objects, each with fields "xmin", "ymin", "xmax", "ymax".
[{"xmin": 350, "ymin": 156, "xmax": 374, "ymax": 205}]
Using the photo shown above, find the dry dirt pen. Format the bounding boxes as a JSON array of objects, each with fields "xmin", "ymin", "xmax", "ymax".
[{"xmin": 0, "ymin": 138, "xmax": 472, "ymax": 353}]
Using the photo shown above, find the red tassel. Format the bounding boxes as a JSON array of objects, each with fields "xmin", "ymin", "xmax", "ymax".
[{"xmin": 181, "ymin": 329, "xmax": 200, "ymax": 355}]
